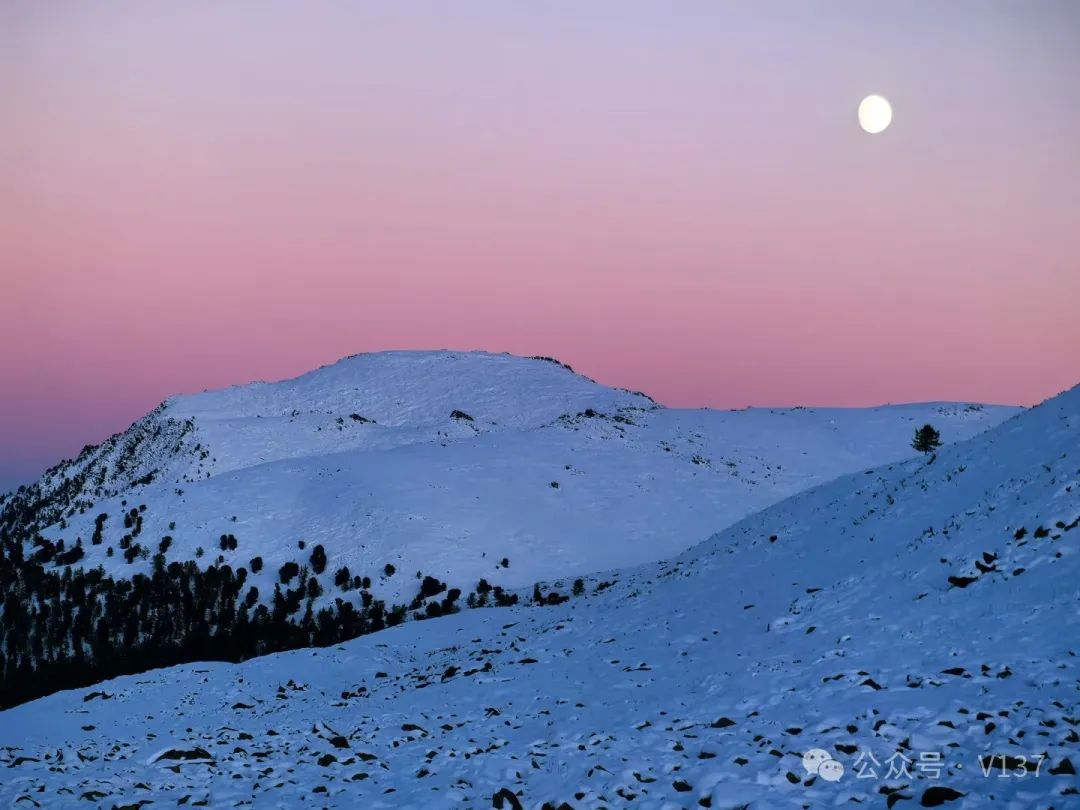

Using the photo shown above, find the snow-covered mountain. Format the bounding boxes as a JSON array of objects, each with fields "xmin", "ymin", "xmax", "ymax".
[
  {"xmin": 3, "ymin": 351, "xmax": 1016, "ymax": 603},
  {"xmin": 0, "ymin": 350, "xmax": 1018, "ymax": 709},
  {"xmin": 0, "ymin": 379, "xmax": 1074, "ymax": 808}
]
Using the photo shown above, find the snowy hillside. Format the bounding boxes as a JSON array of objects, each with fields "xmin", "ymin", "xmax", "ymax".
[
  {"xmin": 0, "ymin": 351, "xmax": 1018, "ymax": 709},
  {"xmin": 0, "ymin": 383, "xmax": 1074, "ymax": 808},
  {"xmin": 2, "ymin": 351, "xmax": 1017, "ymax": 604}
]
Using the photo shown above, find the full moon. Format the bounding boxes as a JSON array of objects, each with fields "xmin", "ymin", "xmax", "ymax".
[{"xmin": 858, "ymin": 95, "xmax": 892, "ymax": 134}]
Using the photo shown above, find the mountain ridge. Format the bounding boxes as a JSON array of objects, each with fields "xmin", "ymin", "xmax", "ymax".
[
  {"xmin": 0, "ymin": 375, "xmax": 1074, "ymax": 807},
  {"xmin": 0, "ymin": 350, "xmax": 1024, "ymax": 709},
  {"xmin": 1, "ymin": 351, "xmax": 1020, "ymax": 599}
]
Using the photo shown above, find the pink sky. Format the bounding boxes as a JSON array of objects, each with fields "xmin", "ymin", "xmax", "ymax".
[{"xmin": 2, "ymin": 2, "xmax": 1079, "ymax": 488}]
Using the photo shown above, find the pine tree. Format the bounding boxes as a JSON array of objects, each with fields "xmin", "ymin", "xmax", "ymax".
[
  {"xmin": 912, "ymin": 424, "xmax": 942, "ymax": 455},
  {"xmin": 278, "ymin": 561, "xmax": 300, "ymax": 584},
  {"xmin": 334, "ymin": 566, "xmax": 351, "ymax": 589},
  {"xmin": 309, "ymin": 544, "xmax": 327, "ymax": 575}
]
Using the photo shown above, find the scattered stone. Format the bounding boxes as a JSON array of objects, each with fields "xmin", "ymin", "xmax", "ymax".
[
  {"xmin": 492, "ymin": 787, "xmax": 523, "ymax": 809},
  {"xmin": 920, "ymin": 786, "xmax": 965, "ymax": 806},
  {"xmin": 150, "ymin": 747, "xmax": 214, "ymax": 764},
  {"xmin": 1049, "ymin": 757, "xmax": 1075, "ymax": 776}
]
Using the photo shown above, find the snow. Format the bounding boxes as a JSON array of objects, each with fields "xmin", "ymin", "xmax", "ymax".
[
  {"xmin": 28, "ymin": 351, "xmax": 1018, "ymax": 605},
  {"xmin": 1, "ymin": 358, "xmax": 1075, "ymax": 808}
]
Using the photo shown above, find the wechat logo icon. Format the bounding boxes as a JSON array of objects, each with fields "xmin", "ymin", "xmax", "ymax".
[{"xmin": 803, "ymin": 748, "xmax": 844, "ymax": 782}]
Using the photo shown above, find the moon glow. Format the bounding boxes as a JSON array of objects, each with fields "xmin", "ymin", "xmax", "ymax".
[{"xmin": 858, "ymin": 95, "xmax": 892, "ymax": 134}]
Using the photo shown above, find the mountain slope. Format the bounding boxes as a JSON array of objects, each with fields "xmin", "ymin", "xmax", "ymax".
[
  {"xmin": 0, "ymin": 351, "xmax": 1018, "ymax": 709},
  {"xmin": 1, "ymin": 351, "xmax": 1017, "ymax": 603},
  {"xmin": 0, "ymin": 383, "xmax": 1074, "ymax": 808}
]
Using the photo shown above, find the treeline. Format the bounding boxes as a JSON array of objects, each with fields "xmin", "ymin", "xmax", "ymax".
[
  {"xmin": 0, "ymin": 418, "xmax": 577, "ymax": 710},
  {"xmin": 0, "ymin": 535, "xmax": 524, "ymax": 710}
]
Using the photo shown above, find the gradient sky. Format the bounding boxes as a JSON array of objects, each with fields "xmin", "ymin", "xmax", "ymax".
[{"xmin": 3, "ymin": 2, "xmax": 1079, "ymax": 491}]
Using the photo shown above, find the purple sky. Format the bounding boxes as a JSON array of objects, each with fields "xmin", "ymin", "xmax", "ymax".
[{"xmin": 3, "ymin": 2, "xmax": 1079, "ymax": 491}]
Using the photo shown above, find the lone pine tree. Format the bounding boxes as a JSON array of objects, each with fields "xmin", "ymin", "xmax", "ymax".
[{"xmin": 912, "ymin": 423, "xmax": 942, "ymax": 455}]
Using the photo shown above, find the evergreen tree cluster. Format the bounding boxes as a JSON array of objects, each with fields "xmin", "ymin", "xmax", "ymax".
[
  {"xmin": 0, "ymin": 519, "xmax": 533, "ymax": 709},
  {"xmin": 0, "ymin": 533, "xmax": 420, "ymax": 710},
  {"xmin": 0, "ymin": 465, "xmax": 550, "ymax": 710}
]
